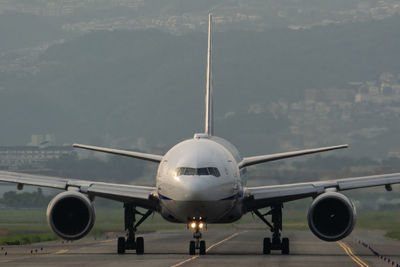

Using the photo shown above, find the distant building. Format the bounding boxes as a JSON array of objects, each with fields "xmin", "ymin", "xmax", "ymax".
[
  {"xmin": 354, "ymin": 93, "xmax": 362, "ymax": 103},
  {"xmin": 304, "ymin": 88, "xmax": 355, "ymax": 103},
  {"xmin": 28, "ymin": 134, "xmax": 56, "ymax": 147},
  {"xmin": 392, "ymin": 84, "xmax": 400, "ymax": 94},
  {"xmin": 0, "ymin": 145, "xmax": 75, "ymax": 170},
  {"xmin": 388, "ymin": 149, "xmax": 400, "ymax": 158}
]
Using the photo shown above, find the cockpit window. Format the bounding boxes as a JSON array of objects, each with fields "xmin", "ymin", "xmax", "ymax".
[
  {"xmin": 175, "ymin": 167, "xmax": 220, "ymax": 177},
  {"xmin": 197, "ymin": 168, "xmax": 209, "ymax": 175},
  {"xmin": 208, "ymin": 167, "xmax": 221, "ymax": 177},
  {"xmin": 176, "ymin": 168, "xmax": 184, "ymax": 176},
  {"xmin": 184, "ymin": 168, "xmax": 196, "ymax": 175},
  {"xmin": 176, "ymin": 167, "xmax": 195, "ymax": 176}
]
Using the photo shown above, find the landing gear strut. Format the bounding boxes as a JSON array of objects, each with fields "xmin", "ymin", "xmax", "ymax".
[
  {"xmin": 117, "ymin": 203, "xmax": 152, "ymax": 254},
  {"xmin": 254, "ymin": 204, "xmax": 290, "ymax": 255},
  {"xmin": 188, "ymin": 221, "xmax": 206, "ymax": 255}
]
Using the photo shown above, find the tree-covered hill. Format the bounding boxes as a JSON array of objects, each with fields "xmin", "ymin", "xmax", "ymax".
[{"xmin": 1, "ymin": 16, "xmax": 400, "ymax": 155}]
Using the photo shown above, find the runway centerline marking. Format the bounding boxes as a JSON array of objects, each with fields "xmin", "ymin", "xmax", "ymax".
[
  {"xmin": 170, "ymin": 255, "xmax": 199, "ymax": 267},
  {"xmin": 54, "ymin": 249, "xmax": 69, "ymax": 255},
  {"xmin": 206, "ymin": 232, "xmax": 242, "ymax": 252},
  {"xmin": 170, "ymin": 231, "xmax": 244, "ymax": 267},
  {"xmin": 337, "ymin": 241, "xmax": 369, "ymax": 267}
]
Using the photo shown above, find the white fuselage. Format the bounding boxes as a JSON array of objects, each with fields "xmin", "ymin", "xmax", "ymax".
[{"xmin": 157, "ymin": 134, "xmax": 246, "ymax": 223}]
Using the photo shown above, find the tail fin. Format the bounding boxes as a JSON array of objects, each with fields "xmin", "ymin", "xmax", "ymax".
[{"xmin": 205, "ymin": 13, "xmax": 214, "ymax": 136}]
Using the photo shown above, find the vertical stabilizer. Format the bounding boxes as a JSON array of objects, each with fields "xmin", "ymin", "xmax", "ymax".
[{"xmin": 205, "ymin": 13, "xmax": 214, "ymax": 136}]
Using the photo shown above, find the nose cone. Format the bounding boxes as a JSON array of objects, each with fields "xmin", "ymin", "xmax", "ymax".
[
  {"xmin": 180, "ymin": 176, "xmax": 213, "ymax": 201},
  {"xmin": 170, "ymin": 176, "xmax": 233, "ymax": 201},
  {"xmin": 160, "ymin": 176, "xmax": 236, "ymax": 223}
]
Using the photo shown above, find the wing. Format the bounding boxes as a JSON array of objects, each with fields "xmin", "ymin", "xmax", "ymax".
[
  {"xmin": 0, "ymin": 171, "xmax": 159, "ymax": 210},
  {"xmin": 243, "ymin": 172, "xmax": 400, "ymax": 211},
  {"xmin": 73, "ymin": 143, "xmax": 163, "ymax": 163},
  {"xmin": 238, "ymin": 144, "xmax": 348, "ymax": 168}
]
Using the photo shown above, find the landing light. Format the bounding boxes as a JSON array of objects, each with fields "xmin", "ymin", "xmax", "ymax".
[
  {"xmin": 190, "ymin": 222, "xmax": 196, "ymax": 229},
  {"xmin": 199, "ymin": 223, "xmax": 204, "ymax": 229}
]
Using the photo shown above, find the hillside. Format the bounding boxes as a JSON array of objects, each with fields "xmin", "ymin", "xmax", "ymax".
[{"xmin": 1, "ymin": 16, "xmax": 400, "ymax": 155}]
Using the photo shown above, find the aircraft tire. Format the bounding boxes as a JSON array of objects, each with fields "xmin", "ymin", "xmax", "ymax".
[
  {"xmin": 199, "ymin": 240, "xmax": 206, "ymax": 255},
  {"xmin": 136, "ymin": 237, "xmax": 144, "ymax": 254},
  {"xmin": 263, "ymin": 237, "xmax": 271, "ymax": 254},
  {"xmin": 189, "ymin": 241, "xmax": 196, "ymax": 255},
  {"xmin": 281, "ymin": 238, "xmax": 289, "ymax": 255},
  {"xmin": 117, "ymin": 237, "xmax": 125, "ymax": 254}
]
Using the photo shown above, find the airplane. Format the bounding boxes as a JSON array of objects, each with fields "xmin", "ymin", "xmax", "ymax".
[{"xmin": 1, "ymin": 13, "xmax": 400, "ymax": 256}]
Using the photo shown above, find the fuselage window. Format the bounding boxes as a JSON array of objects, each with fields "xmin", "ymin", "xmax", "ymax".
[{"xmin": 175, "ymin": 167, "xmax": 220, "ymax": 177}]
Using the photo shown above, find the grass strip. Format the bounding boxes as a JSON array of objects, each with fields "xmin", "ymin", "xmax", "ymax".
[{"xmin": 1, "ymin": 209, "xmax": 400, "ymax": 245}]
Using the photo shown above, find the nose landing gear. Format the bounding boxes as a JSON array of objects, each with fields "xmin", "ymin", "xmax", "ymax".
[{"xmin": 188, "ymin": 220, "xmax": 206, "ymax": 255}]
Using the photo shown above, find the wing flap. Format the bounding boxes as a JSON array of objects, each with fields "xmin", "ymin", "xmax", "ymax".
[
  {"xmin": 86, "ymin": 183, "xmax": 158, "ymax": 209},
  {"xmin": 88, "ymin": 183, "xmax": 155, "ymax": 199},
  {"xmin": 244, "ymin": 172, "xmax": 400, "ymax": 210},
  {"xmin": 0, "ymin": 171, "xmax": 158, "ymax": 210},
  {"xmin": 247, "ymin": 183, "xmax": 323, "ymax": 200},
  {"xmin": 336, "ymin": 173, "xmax": 400, "ymax": 190},
  {"xmin": 0, "ymin": 171, "xmax": 67, "ymax": 189}
]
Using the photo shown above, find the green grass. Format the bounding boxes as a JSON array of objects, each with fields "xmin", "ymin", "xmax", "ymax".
[
  {"xmin": 0, "ymin": 233, "xmax": 56, "ymax": 245},
  {"xmin": 1, "ymin": 208, "xmax": 400, "ymax": 245},
  {"xmin": 386, "ymin": 231, "xmax": 400, "ymax": 240}
]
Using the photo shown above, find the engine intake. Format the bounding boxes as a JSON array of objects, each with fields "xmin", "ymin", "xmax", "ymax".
[
  {"xmin": 307, "ymin": 192, "xmax": 356, "ymax": 242},
  {"xmin": 47, "ymin": 191, "xmax": 95, "ymax": 240}
]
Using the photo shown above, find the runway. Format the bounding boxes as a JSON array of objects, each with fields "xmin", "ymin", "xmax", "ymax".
[{"xmin": 0, "ymin": 229, "xmax": 399, "ymax": 266}]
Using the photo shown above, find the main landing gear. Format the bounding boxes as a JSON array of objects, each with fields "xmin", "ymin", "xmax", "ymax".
[
  {"xmin": 254, "ymin": 204, "xmax": 290, "ymax": 255},
  {"xmin": 188, "ymin": 220, "xmax": 206, "ymax": 255},
  {"xmin": 117, "ymin": 203, "xmax": 152, "ymax": 255}
]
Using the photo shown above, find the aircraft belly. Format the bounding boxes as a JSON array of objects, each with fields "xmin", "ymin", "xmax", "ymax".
[{"xmin": 160, "ymin": 199, "xmax": 243, "ymax": 223}]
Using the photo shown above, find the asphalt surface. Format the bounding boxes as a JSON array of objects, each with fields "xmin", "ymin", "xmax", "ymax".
[{"xmin": 0, "ymin": 229, "xmax": 399, "ymax": 266}]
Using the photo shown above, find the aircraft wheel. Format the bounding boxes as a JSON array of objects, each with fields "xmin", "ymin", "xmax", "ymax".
[
  {"xmin": 263, "ymin": 237, "xmax": 271, "ymax": 254},
  {"xmin": 281, "ymin": 238, "xmax": 289, "ymax": 255},
  {"xmin": 117, "ymin": 237, "xmax": 125, "ymax": 254},
  {"xmin": 199, "ymin": 240, "xmax": 206, "ymax": 255},
  {"xmin": 136, "ymin": 237, "xmax": 144, "ymax": 254},
  {"xmin": 189, "ymin": 241, "xmax": 196, "ymax": 255}
]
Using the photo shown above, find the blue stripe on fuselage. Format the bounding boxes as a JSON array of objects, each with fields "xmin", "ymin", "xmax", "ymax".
[
  {"xmin": 159, "ymin": 193, "xmax": 172, "ymax": 200},
  {"xmin": 159, "ymin": 191, "xmax": 243, "ymax": 201},
  {"xmin": 219, "ymin": 190, "xmax": 243, "ymax": 201},
  {"xmin": 219, "ymin": 194, "xmax": 236, "ymax": 200}
]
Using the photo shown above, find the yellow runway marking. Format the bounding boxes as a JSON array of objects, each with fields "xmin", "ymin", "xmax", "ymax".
[
  {"xmin": 206, "ymin": 232, "xmax": 241, "ymax": 252},
  {"xmin": 170, "ymin": 255, "xmax": 199, "ymax": 267},
  {"xmin": 337, "ymin": 241, "xmax": 369, "ymax": 267},
  {"xmin": 170, "ymin": 231, "xmax": 243, "ymax": 267},
  {"xmin": 54, "ymin": 249, "xmax": 69, "ymax": 255}
]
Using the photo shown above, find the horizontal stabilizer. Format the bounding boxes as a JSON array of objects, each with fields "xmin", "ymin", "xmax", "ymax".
[
  {"xmin": 73, "ymin": 144, "xmax": 163, "ymax": 163},
  {"xmin": 238, "ymin": 144, "xmax": 348, "ymax": 168}
]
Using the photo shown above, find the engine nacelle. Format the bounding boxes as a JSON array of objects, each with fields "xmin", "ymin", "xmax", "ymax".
[
  {"xmin": 47, "ymin": 191, "xmax": 95, "ymax": 240},
  {"xmin": 307, "ymin": 192, "xmax": 356, "ymax": 242}
]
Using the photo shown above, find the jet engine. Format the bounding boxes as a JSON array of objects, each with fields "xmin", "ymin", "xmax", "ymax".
[
  {"xmin": 47, "ymin": 191, "xmax": 95, "ymax": 240},
  {"xmin": 307, "ymin": 192, "xmax": 356, "ymax": 241}
]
